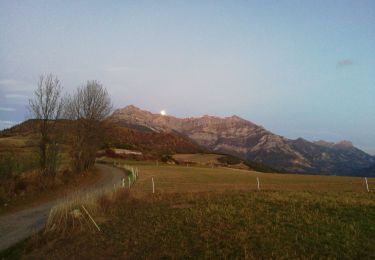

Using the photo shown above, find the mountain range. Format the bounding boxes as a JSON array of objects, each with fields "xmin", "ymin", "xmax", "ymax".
[{"xmin": 109, "ymin": 105, "xmax": 375, "ymax": 176}]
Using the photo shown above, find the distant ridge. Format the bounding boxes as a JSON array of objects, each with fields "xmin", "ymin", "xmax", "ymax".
[{"xmin": 109, "ymin": 105, "xmax": 375, "ymax": 176}]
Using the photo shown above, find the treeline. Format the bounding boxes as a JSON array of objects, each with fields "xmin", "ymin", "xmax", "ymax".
[{"xmin": 28, "ymin": 74, "xmax": 112, "ymax": 176}]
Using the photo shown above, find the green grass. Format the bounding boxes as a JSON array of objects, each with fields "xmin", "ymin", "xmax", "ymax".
[
  {"xmin": 3, "ymin": 158, "xmax": 375, "ymax": 258},
  {"xmin": 13, "ymin": 190, "xmax": 375, "ymax": 259},
  {"xmin": 0, "ymin": 136, "xmax": 31, "ymax": 148},
  {"xmin": 98, "ymin": 157, "xmax": 374, "ymax": 194},
  {"xmin": 171, "ymin": 153, "xmax": 277, "ymax": 173},
  {"xmin": 172, "ymin": 153, "xmax": 222, "ymax": 164}
]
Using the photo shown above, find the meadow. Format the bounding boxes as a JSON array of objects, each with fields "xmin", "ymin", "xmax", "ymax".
[
  {"xmin": 172, "ymin": 153, "xmax": 223, "ymax": 164},
  {"xmin": 1, "ymin": 158, "xmax": 375, "ymax": 259},
  {"xmin": 103, "ymin": 157, "xmax": 374, "ymax": 194}
]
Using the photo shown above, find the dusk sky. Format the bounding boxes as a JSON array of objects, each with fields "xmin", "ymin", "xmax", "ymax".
[{"xmin": 0, "ymin": 1, "xmax": 374, "ymax": 154}]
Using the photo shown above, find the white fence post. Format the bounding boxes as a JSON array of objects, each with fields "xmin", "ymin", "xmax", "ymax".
[
  {"xmin": 122, "ymin": 178, "xmax": 125, "ymax": 188},
  {"xmin": 128, "ymin": 176, "xmax": 131, "ymax": 189},
  {"xmin": 365, "ymin": 177, "xmax": 369, "ymax": 192},
  {"xmin": 152, "ymin": 177, "xmax": 155, "ymax": 194},
  {"xmin": 257, "ymin": 177, "xmax": 260, "ymax": 191}
]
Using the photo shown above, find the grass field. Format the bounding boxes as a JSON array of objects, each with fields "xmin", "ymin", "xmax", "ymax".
[
  {"xmin": 102, "ymin": 157, "xmax": 374, "ymax": 194},
  {"xmin": 2, "ymin": 158, "xmax": 375, "ymax": 259},
  {"xmin": 172, "ymin": 153, "xmax": 223, "ymax": 164},
  {"xmin": 0, "ymin": 136, "xmax": 30, "ymax": 148}
]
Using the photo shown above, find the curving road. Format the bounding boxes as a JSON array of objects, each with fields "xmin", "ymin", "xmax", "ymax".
[{"xmin": 0, "ymin": 164, "xmax": 125, "ymax": 252}]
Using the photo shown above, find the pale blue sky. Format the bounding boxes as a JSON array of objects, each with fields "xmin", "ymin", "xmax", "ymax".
[{"xmin": 0, "ymin": 1, "xmax": 374, "ymax": 154}]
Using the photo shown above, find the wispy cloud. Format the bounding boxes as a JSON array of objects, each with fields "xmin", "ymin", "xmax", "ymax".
[
  {"xmin": 0, "ymin": 79, "xmax": 34, "ymax": 91},
  {"xmin": 0, "ymin": 107, "xmax": 16, "ymax": 112},
  {"xmin": 3, "ymin": 93, "xmax": 29, "ymax": 105},
  {"xmin": 104, "ymin": 66, "xmax": 140, "ymax": 73},
  {"xmin": 336, "ymin": 59, "xmax": 353, "ymax": 68},
  {"xmin": 5, "ymin": 94, "xmax": 29, "ymax": 100},
  {"xmin": 0, "ymin": 79, "xmax": 20, "ymax": 85}
]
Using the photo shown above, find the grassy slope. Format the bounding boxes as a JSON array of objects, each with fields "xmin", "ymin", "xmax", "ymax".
[
  {"xmin": 112, "ymin": 158, "xmax": 374, "ymax": 194},
  {"xmin": 172, "ymin": 153, "xmax": 277, "ymax": 173},
  {"xmin": 2, "ymin": 159, "xmax": 375, "ymax": 259},
  {"xmin": 0, "ymin": 131, "xmax": 71, "ymax": 179},
  {"xmin": 172, "ymin": 153, "xmax": 222, "ymax": 164},
  {"xmin": 0, "ymin": 124, "xmax": 85, "ymax": 214},
  {"xmin": 103, "ymin": 124, "xmax": 206, "ymax": 158}
]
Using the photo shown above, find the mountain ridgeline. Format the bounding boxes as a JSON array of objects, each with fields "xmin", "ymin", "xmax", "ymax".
[{"xmin": 109, "ymin": 105, "xmax": 375, "ymax": 176}]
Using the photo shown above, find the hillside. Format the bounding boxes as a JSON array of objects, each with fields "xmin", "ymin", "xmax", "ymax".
[
  {"xmin": 103, "ymin": 123, "xmax": 206, "ymax": 158},
  {"xmin": 0, "ymin": 119, "xmax": 207, "ymax": 161},
  {"xmin": 357, "ymin": 163, "xmax": 375, "ymax": 177},
  {"xmin": 109, "ymin": 105, "xmax": 375, "ymax": 175},
  {"xmin": 0, "ymin": 119, "xmax": 275, "ymax": 173}
]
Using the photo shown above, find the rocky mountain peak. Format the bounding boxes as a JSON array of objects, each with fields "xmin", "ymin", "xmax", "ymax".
[
  {"xmin": 114, "ymin": 105, "xmax": 156, "ymax": 116},
  {"xmin": 230, "ymin": 115, "xmax": 240, "ymax": 119},
  {"xmin": 108, "ymin": 105, "xmax": 374, "ymax": 175},
  {"xmin": 334, "ymin": 140, "xmax": 354, "ymax": 149}
]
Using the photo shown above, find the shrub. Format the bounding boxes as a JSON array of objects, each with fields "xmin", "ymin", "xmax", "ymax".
[{"xmin": 217, "ymin": 155, "xmax": 242, "ymax": 165}]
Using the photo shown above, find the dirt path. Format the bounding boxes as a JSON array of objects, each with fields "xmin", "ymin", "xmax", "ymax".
[{"xmin": 0, "ymin": 164, "xmax": 125, "ymax": 252}]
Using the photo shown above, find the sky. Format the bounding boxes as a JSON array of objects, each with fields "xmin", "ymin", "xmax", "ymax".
[{"xmin": 0, "ymin": 0, "xmax": 374, "ymax": 154}]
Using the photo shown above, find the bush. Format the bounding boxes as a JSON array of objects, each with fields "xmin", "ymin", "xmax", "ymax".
[
  {"xmin": 161, "ymin": 154, "xmax": 172, "ymax": 162},
  {"xmin": 217, "ymin": 154, "xmax": 277, "ymax": 172},
  {"xmin": 217, "ymin": 155, "xmax": 242, "ymax": 165}
]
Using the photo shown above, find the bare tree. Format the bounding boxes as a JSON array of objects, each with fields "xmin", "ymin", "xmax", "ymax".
[
  {"xmin": 65, "ymin": 81, "xmax": 112, "ymax": 173},
  {"xmin": 28, "ymin": 74, "xmax": 64, "ymax": 176}
]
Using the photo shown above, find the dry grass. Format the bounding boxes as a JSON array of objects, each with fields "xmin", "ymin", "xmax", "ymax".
[
  {"xmin": 117, "ymin": 160, "xmax": 374, "ymax": 195},
  {"xmin": 172, "ymin": 153, "xmax": 222, "ymax": 164},
  {"xmin": 44, "ymin": 163, "xmax": 138, "ymax": 235},
  {"xmin": 0, "ymin": 136, "xmax": 34, "ymax": 149},
  {"xmin": 9, "ymin": 190, "xmax": 375, "ymax": 259},
  {"xmin": 44, "ymin": 187, "xmax": 130, "ymax": 235},
  {"xmin": 3, "ymin": 159, "xmax": 375, "ymax": 259}
]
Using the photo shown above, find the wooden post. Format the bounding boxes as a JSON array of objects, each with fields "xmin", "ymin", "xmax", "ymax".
[
  {"xmin": 152, "ymin": 177, "xmax": 155, "ymax": 194},
  {"xmin": 82, "ymin": 205, "xmax": 100, "ymax": 232},
  {"xmin": 365, "ymin": 177, "xmax": 369, "ymax": 192},
  {"xmin": 128, "ymin": 176, "xmax": 131, "ymax": 189},
  {"xmin": 257, "ymin": 177, "xmax": 260, "ymax": 191}
]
